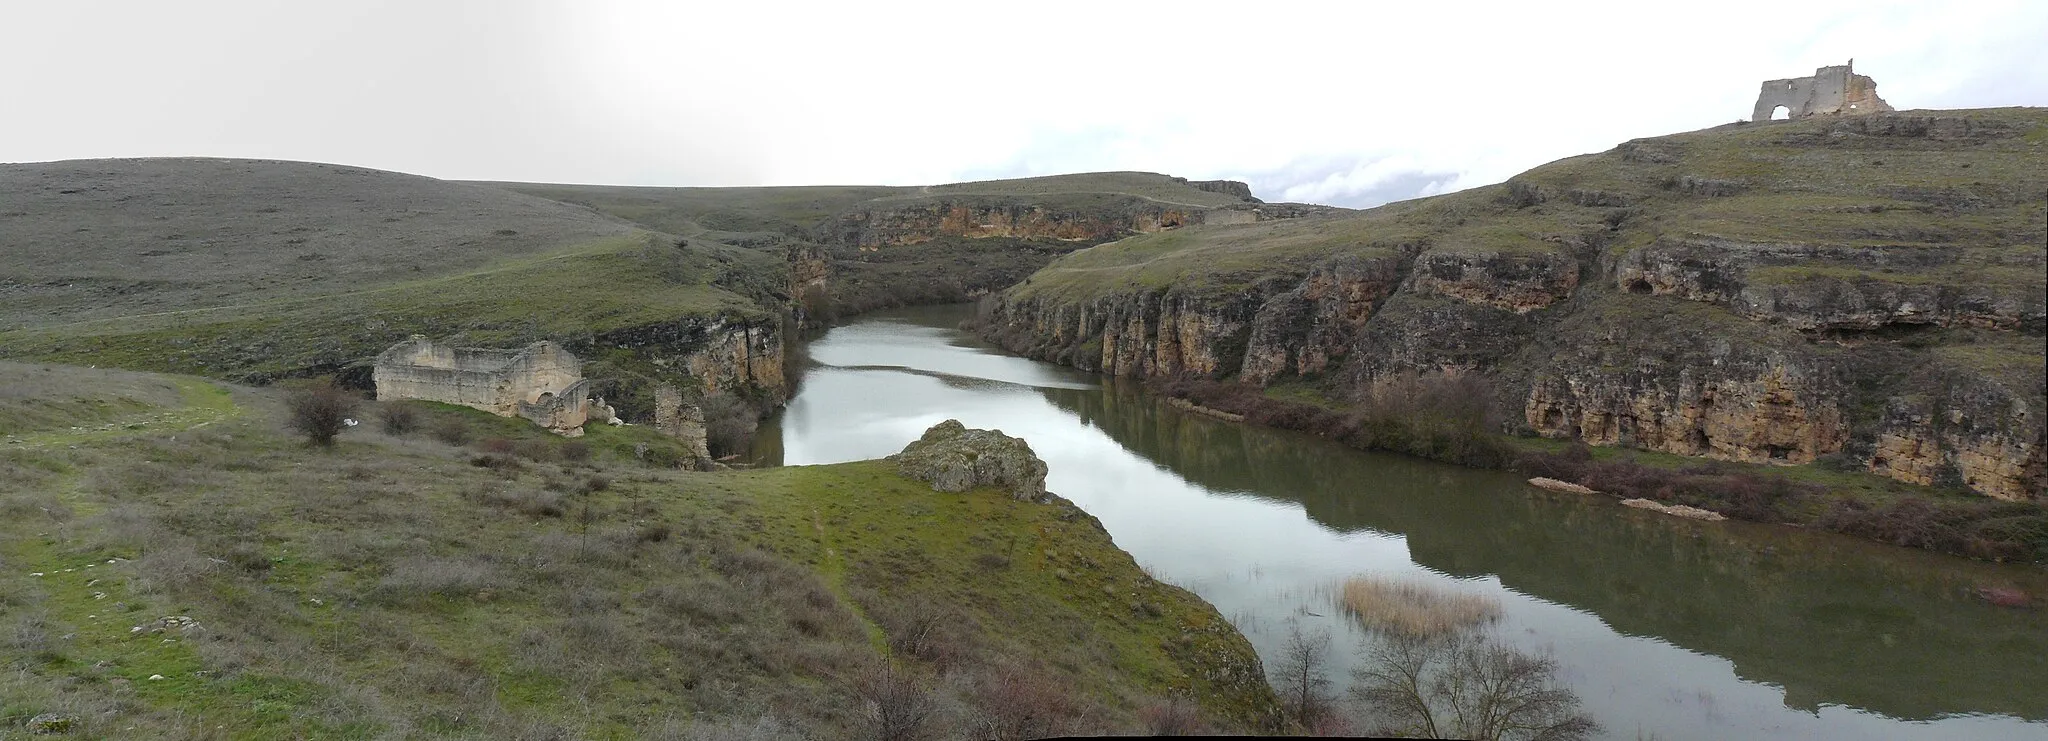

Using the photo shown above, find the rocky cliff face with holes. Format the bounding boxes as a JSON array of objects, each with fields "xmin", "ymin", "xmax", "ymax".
[{"xmin": 982, "ymin": 110, "xmax": 2047, "ymax": 500}]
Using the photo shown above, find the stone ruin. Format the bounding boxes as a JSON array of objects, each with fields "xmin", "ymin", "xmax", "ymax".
[
  {"xmin": 372, "ymin": 335, "xmax": 620, "ymax": 436},
  {"xmin": 1751, "ymin": 60, "xmax": 1894, "ymax": 122}
]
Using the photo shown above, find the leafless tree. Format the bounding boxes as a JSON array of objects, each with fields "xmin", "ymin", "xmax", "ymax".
[
  {"xmin": 287, "ymin": 379, "xmax": 359, "ymax": 447},
  {"xmin": 857, "ymin": 663, "xmax": 939, "ymax": 741},
  {"xmin": 1351, "ymin": 631, "xmax": 1597, "ymax": 741},
  {"xmin": 701, "ymin": 390, "xmax": 758, "ymax": 458},
  {"xmin": 1273, "ymin": 624, "xmax": 1337, "ymax": 731}
]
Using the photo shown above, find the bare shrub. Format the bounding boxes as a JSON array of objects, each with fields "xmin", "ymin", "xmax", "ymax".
[
  {"xmin": 1272, "ymin": 624, "xmax": 1336, "ymax": 731},
  {"xmin": 1339, "ymin": 577, "xmax": 1502, "ymax": 637},
  {"xmin": 379, "ymin": 401, "xmax": 423, "ymax": 436},
  {"xmin": 430, "ymin": 417, "xmax": 472, "ymax": 445},
  {"xmin": 560, "ymin": 440, "xmax": 591, "ymax": 462},
  {"xmin": 662, "ymin": 714, "xmax": 809, "ymax": 741},
  {"xmin": 469, "ymin": 453, "xmax": 525, "ymax": 472},
  {"xmin": 1136, "ymin": 695, "xmax": 1205, "ymax": 736},
  {"xmin": 513, "ymin": 439, "xmax": 559, "ymax": 463},
  {"xmin": 286, "ymin": 379, "xmax": 360, "ymax": 447},
  {"xmin": 855, "ymin": 663, "xmax": 940, "ymax": 741},
  {"xmin": 703, "ymin": 391, "xmax": 760, "ymax": 459},
  {"xmin": 872, "ymin": 599, "xmax": 972, "ymax": 669},
  {"xmin": 135, "ymin": 542, "xmax": 220, "ymax": 594},
  {"xmin": 1351, "ymin": 631, "xmax": 1598, "ymax": 741},
  {"xmin": 373, "ymin": 555, "xmax": 501, "ymax": 603},
  {"xmin": 6, "ymin": 612, "xmax": 65, "ymax": 665},
  {"xmin": 967, "ymin": 665, "xmax": 1077, "ymax": 741},
  {"xmin": 464, "ymin": 485, "xmax": 566, "ymax": 518}
]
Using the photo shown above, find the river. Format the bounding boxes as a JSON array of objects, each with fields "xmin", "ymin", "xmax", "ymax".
[{"xmin": 749, "ymin": 304, "xmax": 2048, "ymax": 741}]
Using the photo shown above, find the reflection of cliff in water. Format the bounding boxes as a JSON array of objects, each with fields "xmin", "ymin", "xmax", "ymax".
[{"xmin": 1041, "ymin": 383, "xmax": 2048, "ymax": 722}]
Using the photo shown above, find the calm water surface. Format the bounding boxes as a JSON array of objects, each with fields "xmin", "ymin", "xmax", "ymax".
[{"xmin": 752, "ymin": 305, "xmax": 2048, "ymax": 741}]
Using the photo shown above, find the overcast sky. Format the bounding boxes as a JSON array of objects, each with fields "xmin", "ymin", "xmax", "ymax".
[{"xmin": 5, "ymin": 1, "xmax": 2044, "ymax": 207}]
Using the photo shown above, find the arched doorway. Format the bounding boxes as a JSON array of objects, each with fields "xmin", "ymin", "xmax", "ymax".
[{"xmin": 1770, "ymin": 105, "xmax": 1791, "ymax": 120}]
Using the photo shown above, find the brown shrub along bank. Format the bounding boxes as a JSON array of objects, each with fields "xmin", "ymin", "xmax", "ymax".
[{"xmin": 1149, "ymin": 374, "xmax": 2048, "ymax": 564}]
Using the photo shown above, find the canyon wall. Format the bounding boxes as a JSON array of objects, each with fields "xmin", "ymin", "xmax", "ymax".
[
  {"xmin": 824, "ymin": 198, "xmax": 1333, "ymax": 249},
  {"xmin": 980, "ymin": 110, "xmax": 2047, "ymax": 501}
]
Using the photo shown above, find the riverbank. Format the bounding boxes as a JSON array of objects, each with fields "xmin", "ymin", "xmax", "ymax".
[{"xmin": 1141, "ymin": 374, "xmax": 2047, "ymax": 565}]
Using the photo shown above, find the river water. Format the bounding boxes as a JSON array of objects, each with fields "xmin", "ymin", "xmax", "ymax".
[{"xmin": 749, "ymin": 305, "xmax": 2048, "ymax": 741}]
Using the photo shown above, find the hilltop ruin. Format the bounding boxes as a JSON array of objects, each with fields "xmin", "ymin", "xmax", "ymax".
[
  {"xmin": 1752, "ymin": 61, "xmax": 1894, "ymax": 122},
  {"xmin": 373, "ymin": 336, "xmax": 617, "ymax": 436}
]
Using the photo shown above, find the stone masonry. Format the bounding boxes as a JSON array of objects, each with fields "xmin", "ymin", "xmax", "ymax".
[
  {"xmin": 1751, "ymin": 61, "xmax": 1894, "ymax": 122},
  {"xmin": 373, "ymin": 335, "xmax": 613, "ymax": 436}
]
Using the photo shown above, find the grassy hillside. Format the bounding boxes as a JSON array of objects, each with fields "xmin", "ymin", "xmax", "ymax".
[
  {"xmin": 479, "ymin": 171, "xmax": 1274, "ymax": 320},
  {"xmin": 0, "ymin": 158, "xmax": 639, "ymax": 331},
  {"xmin": 470, "ymin": 182, "xmax": 909, "ymax": 242},
  {"xmin": 482, "ymin": 171, "xmax": 1252, "ymax": 241},
  {"xmin": 0, "ymin": 362, "xmax": 1275, "ymax": 738},
  {"xmin": 0, "ymin": 159, "xmax": 787, "ymax": 390}
]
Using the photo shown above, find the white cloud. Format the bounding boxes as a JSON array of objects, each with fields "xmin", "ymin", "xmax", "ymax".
[{"xmin": 3, "ymin": 0, "xmax": 2042, "ymax": 205}]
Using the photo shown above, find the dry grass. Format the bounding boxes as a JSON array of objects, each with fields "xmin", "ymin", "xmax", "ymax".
[{"xmin": 1337, "ymin": 577, "xmax": 1503, "ymax": 637}]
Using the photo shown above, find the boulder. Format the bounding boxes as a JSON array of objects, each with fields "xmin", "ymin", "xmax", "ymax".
[
  {"xmin": 891, "ymin": 420, "xmax": 1050, "ymax": 502},
  {"xmin": 28, "ymin": 713, "xmax": 78, "ymax": 734}
]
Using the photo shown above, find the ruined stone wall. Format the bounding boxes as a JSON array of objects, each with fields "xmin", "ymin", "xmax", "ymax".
[
  {"xmin": 517, "ymin": 378, "xmax": 592, "ymax": 434},
  {"xmin": 1752, "ymin": 63, "xmax": 1894, "ymax": 121},
  {"xmin": 374, "ymin": 336, "xmax": 591, "ymax": 434}
]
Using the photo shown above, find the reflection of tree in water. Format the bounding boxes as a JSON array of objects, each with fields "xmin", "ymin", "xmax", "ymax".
[
  {"xmin": 1041, "ymin": 383, "xmax": 2048, "ymax": 722},
  {"xmin": 1352, "ymin": 630, "xmax": 1598, "ymax": 741}
]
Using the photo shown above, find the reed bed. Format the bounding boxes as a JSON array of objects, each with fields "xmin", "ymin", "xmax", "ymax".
[{"xmin": 1338, "ymin": 576, "xmax": 1502, "ymax": 637}]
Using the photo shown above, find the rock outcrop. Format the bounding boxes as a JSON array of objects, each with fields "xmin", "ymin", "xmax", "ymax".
[
  {"xmin": 890, "ymin": 420, "xmax": 1051, "ymax": 502},
  {"xmin": 824, "ymin": 198, "xmax": 1333, "ymax": 249}
]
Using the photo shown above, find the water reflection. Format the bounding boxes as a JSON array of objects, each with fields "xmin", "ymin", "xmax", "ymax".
[{"xmin": 755, "ymin": 305, "xmax": 2048, "ymax": 741}]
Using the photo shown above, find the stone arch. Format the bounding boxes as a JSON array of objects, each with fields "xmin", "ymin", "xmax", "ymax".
[{"xmin": 1770, "ymin": 105, "xmax": 1791, "ymax": 120}]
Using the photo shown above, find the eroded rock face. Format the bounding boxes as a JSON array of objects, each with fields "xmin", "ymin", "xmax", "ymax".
[
  {"xmin": 1616, "ymin": 238, "xmax": 2044, "ymax": 333},
  {"xmin": 826, "ymin": 199, "xmax": 1341, "ymax": 249},
  {"xmin": 891, "ymin": 420, "xmax": 1050, "ymax": 502},
  {"xmin": 1524, "ymin": 352, "xmax": 1850, "ymax": 465},
  {"xmin": 830, "ymin": 200, "xmax": 1200, "ymax": 248},
  {"xmin": 1409, "ymin": 249, "xmax": 1581, "ymax": 314},
  {"xmin": 1241, "ymin": 255, "xmax": 1403, "ymax": 384},
  {"xmin": 1868, "ymin": 386, "xmax": 2047, "ymax": 502}
]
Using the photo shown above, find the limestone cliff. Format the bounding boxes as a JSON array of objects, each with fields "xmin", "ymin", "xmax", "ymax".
[{"xmin": 982, "ymin": 109, "xmax": 2048, "ymax": 501}]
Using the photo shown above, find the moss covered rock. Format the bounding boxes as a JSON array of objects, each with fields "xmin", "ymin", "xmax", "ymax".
[{"xmin": 891, "ymin": 419, "xmax": 1050, "ymax": 502}]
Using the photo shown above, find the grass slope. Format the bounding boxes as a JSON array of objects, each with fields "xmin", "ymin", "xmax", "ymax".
[
  {"xmin": 1, "ymin": 159, "xmax": 791, "ymax": 389},
  {"xmin": 0, "ymin": 158, "xmax": 639, "ymax": 331},
  {"xmin": 0, "ymin": 364, "xmax": 1274, "ymax": 739},
  {"xmin": 481, "ymin": 171, "xmax": 1250, "ymax": 243}
]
